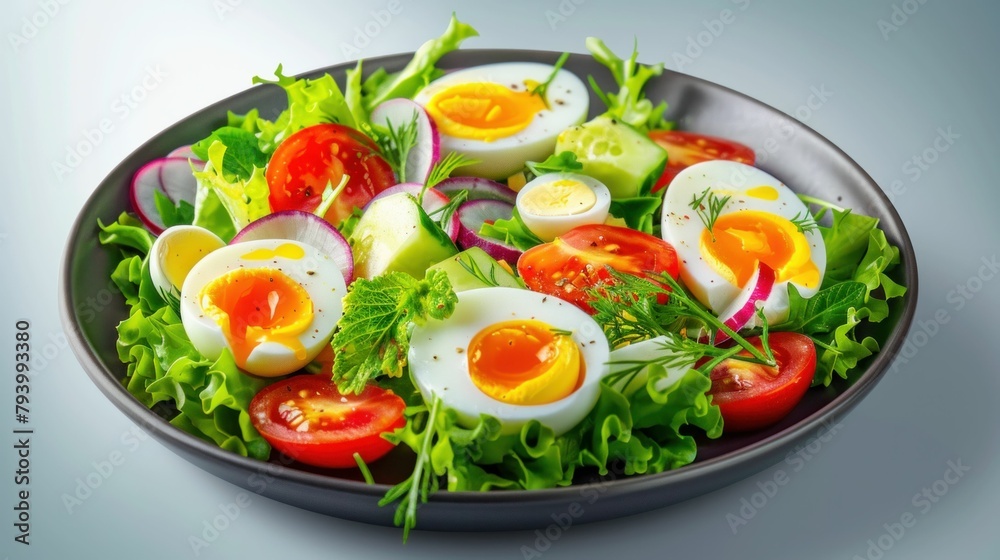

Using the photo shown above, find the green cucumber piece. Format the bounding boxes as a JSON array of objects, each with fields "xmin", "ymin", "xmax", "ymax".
[
  {"xmin": 429, "ymin": 247, "xmax": 523, "ymax": 292},
  {"xmin": 350, "ymin": 193, "xmax": 457, "ymax": 279},
  {"xmin": 555, "ymin": 115, "xmax": 667, "ymax": 199}
]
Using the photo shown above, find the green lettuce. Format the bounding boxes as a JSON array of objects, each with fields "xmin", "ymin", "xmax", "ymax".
[
  {"xmin": 585, "ymin": 37, "xmax": 670, "ymax": 133},
  {"xmin": 192, "ymin": 141, "xmax": 270, "ymax": 240},
  {"xmin": 100, "ymin": 214, "xmax": 272, "ymax": 459}
]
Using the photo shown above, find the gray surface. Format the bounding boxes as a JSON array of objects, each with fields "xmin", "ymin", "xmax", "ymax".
[{"xmin": 0, "ymin": 0, "xmax": 995, "ymax": 558}]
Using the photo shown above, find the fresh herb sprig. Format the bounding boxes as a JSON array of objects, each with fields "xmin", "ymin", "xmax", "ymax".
[
  {"xmin": 419, "ymin": 152, "xmax": 480, "ymax": 205},
  {"xmin": 529, "ymin": 51, "xmax": 570, "ymax": 107},
  {"xmin": 454, "ymin": 250, "xmax": 502, "ymax": 287},
  {"xmin": 690, "ymin": 188, "xmax": 731, "ymax": 241},
  {"xmin": 789, "ymin": 210, "xmax": 819, "ymax": 234},
  {"xmin": 373, "ymin": 115, "xmax": 420, "ymax": 183}
]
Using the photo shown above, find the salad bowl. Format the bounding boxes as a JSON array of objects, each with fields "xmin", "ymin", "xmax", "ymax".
[{"xmin": 60, "ymin": 48, "xmax": 917, "ymax": 531}]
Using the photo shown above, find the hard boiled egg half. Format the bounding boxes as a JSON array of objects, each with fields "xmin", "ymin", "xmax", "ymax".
[
  {"xmin": 149, "ymin": 225, "xmax": 226, "ymax": 303},
  {"xmin": 408, "ymin": 286, "xmax": 609, "ymax": 435},
  {"xmin": 180, "ymin": 239, "xmax": 347, "ymax": 377},
  {"xmin": 661, "ymin": 161, "xmax": 826, "ymax": 325},
  {"xmin": 413, "ymin": 62, "xmax": 588, "ymax": 179},
  {"xmin": 516, "ymin": 172, "xmax": 611, "ymax": 241}
]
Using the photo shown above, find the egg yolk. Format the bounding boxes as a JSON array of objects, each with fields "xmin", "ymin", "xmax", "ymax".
[
  {"xmin": 424, "ymin": 82, "xmax": 546, "ymax": 142},
  {"xmin": 468, "ymin": 320, "xmax": 582, "ymax": 405},
  {"xmin": 520, "ymin": 179, "xmax": 597, "ymax": 216},
  {"xmin": 159, "ymin": 230, "xmax": 225, "ymax": 289},
  {"xmin": 198, "ymin": 268, "xmax": 313, "ymax": 370},
  {"xmin": 701, "ymin": 210, "xmax": 821, "ymax": 289}
]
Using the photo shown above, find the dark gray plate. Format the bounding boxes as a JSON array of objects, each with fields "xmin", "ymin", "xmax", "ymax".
[{"xmin": 60, "ymin": 50, "xmax": 918, "ymax": 531}]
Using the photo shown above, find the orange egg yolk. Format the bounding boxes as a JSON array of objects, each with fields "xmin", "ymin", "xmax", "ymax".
[
  {"xmin": 468, "ymin": 320, "xmax": 582, "ymax": 405},
  {"xmin": 424, "ymin": 82, "xmax": 546, "ymax": 142},
  {"xmin": 198, "ymin": 268, "xmax": 313, "ymax": 370},
  {"xmin": 700, "ymin": 210, "xmax": 821, "ymax": 289}
]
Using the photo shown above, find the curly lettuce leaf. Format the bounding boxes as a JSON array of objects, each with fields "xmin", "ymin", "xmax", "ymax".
[
  {"xmin": 362, "ymin": 14, "xmax": 479, "ymax": 111},
  {"xmin": 192, "ymin": 140, "xmax": 270, "ymax": 239},
  {"xmin": 100, "ymin": 215, "xmax": 271, "ymax": 459},
  {"xmin": 585, "ymin": 37, "xmax": 670, "ymax": 133}
]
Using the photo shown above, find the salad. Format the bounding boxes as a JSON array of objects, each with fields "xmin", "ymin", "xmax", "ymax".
[{"xmin": 96, "ymin": 15, "xmax": 906, "ymax": 538}]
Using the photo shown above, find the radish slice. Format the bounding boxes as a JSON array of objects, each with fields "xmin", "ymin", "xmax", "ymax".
[
  {"xmin": 231, "ymin": 210, "xmax": 354, "ymax": 283},
  {"xmin": 715, "ymin": 264, "xmax": 776, "ymax": 343},
  {"xmin": 370, "ymin": 99, "xmax": 439, "ymax": 184},
  {"xmin": 456, "ymin": 199, "xmax": 522, "ymax": 263},
  {"xmin": 435, "ymin": 177, "xmax": 517, "ymax": 205},
  {"xmin": 158, "ymin": 157, "xmax": 202, "ymax": 206},
  {"xmin": 167, "ymin": 145, "xmax": 199, "ymax": 160},
  {"xmin": 365, "ymin": 183, "xmax": 460, "ymax": 242}
]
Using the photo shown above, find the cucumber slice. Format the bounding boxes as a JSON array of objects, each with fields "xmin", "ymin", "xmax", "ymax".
[
  {"xmin": 429, "ymin": 247, "xmax": 523, "ymax": 292},
  {"xmin": 350, "ymin": 192, "xmax": 457, "ymax": 279},
  {"xmin": 556, "ymin": 115, "xmax": 667, "ymax": 199}
]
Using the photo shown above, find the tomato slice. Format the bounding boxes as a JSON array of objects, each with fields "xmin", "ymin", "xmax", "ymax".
[
  {"xmin": 649, "ymin": 130, "xmax": 755, "ymax": 192},
  {"xmin": 265, "ymin": 123, "xmax": 396, "ymax": 227},
  {"xmin": 249, "ymin": 376, "xmax": 405, "ymax": 468},
  {"xmin": 517, "ymin": 224, "xmax": 680, "ymax": 314},
  {"xmin": 707, "ymin": 332, "xmax": 815, "ymax": 432}
]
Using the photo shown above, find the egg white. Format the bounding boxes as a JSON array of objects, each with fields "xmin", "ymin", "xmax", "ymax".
[
  {"xmin": 180, "ymin": 239, "xmax": 347, "ymax": 377},
  {"xmin": 149, "ymin": 225, "xmax": 225, "ymax": 303},
  {"xmin": 661, "ymin": 160, "xmax": 826, "ymax": 324},
  {"xmin": 516, "ymin": 172, "xmax": 611, "ymax": 242},
  {"xmin": 413, "ymin": 62, "xmax": 589, "ymax": 179},
  {"xmin": 408, "ymin": 287, "xmax": 610, "ymax": 435}
]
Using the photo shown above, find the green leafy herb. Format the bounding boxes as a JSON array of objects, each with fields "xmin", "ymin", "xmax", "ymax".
[
  {"xmin": 372, "ymin": 113, "xmax": 420, "ymax": 183},
  {"xmin": 585, "ymin": 37, "xmax": 670, "ymax": 133},
  {"xmin": 190, "ymin": 126, "xmax": 267, "ymax": 180},
  {"xmin": 779, "ymin": 282, "xmax": 867, "ymax": 335},
  {"xmin": 811, "ymin": 307, "xmax": 881, "ymax": 386},
  {"xmin": 789, "ymin": 210, "xmax": 819, "ymax": 234},
  {"xmin": 426, "ymin": 189, "xmax": 468, "ymax": 235},
  {"xmin": 529, "ymin": 52, "xmax": 570, "ymax": 107},
  {"xmin": 454, "ymin": 251, "xmax": 502, "ymax": 287},
  {"xmin": 478, "ymin": 207, "xmax": 543, "ymax": 252},
  {"xmin": 337, "ymin": 206, "xmax": 365, "ymax": 238},
  {"xmin": 152, "ymin": 190, "xmax": 194, "ymax": 228},
  {"xmin": 354, "ymin": 453, "xmax": 375, "ymax": 485},
  {"xmin": 690, "ymin": 188, "xmax": 730, "ymax": 241},
  {"xmin": 191, "ymin": 141, "xmax": 270, "ymax": 240},
  {"xmin": 609, "ymin": 196, "xmax": 662, "ymax": 234},
  {"xmin": 424, "ymin": 151, "xmax": 478, "ymax": 191},
  {"xmin": 524, "ymin": 150, "xmax": 583, "ymax": 178},
  {"xmin": 331, "ymin": 269, "xmax": 458, "ymax": 394},
  {"xmin": 852, "ymin": 228, "xmax": 905, "ymax": 322}
]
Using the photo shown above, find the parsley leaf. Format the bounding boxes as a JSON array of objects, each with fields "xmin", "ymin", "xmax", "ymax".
[{"xmin": 331, "ymin": 269, "xmax": 457, "ymax": 394}]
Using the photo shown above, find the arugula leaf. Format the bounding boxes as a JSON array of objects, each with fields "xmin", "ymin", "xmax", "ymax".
[
  {"xmin": 779, "ymin": 282, "xmax": 867, "ymax": 335},
  {"xmin": 192, "ymin": 141, "xmax": 271, "ymax": 238},
  {"xmin": 478, "ymin": 207, "xmax": 543, "ymax": 251},
  {"xmin": 525, "ymin": 151, "xmax": 583, "ymax": 178},
  {"xmin": 153, "ymin": 190, "xmax": 194, "ymax": 228},
  {"xmin": 362, "ymin": 14, "xmax": 479, "ymax": 111},
  {"xmin": 609, "ymin": 195, "xmax": 662, "ymax": 234},
  {"xmin": 814, "ymin": 206, "xmax": 880, "ymax": 285},
  {"xmin": 585, "ymin": 37, "xmax": 670, "ymax": 133},
  {"xmin": 190, "ymin": 126, "xmax": 267, "ymax": 180},
  {"xmin": 331, "ymin": 269, "xmax": 458, "ymax": 394},
  {"xmin": 100, "ymin": 215, "xmax": 271, "ymax": 459}
]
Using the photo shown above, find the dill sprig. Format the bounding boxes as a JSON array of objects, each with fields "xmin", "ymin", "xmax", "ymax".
[{"xmin": 689, "ymin": 188, "xmax": 731, "ymax": 241}]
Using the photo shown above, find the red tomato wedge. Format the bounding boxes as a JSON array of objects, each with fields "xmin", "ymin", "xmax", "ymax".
[
  {"xmin": 517, "ymin": 224, "xmax": 680, "ymax": 314},
  {"xmin": 265, "ymin": 123, "xmax": 396, "ymax": 227},
  {"xmin": 250, "ymin": 376, "xmax": 405, "ymax": 468},
  {"xmin": 707, "ymin": 332, "xmax": 815, "ymax": 432},
  {"xmin": 649, "ymin": 130, "xmax": 755, "ymax": 192}
]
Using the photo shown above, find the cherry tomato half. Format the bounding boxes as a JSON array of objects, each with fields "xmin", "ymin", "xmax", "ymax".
[
  {"xmin": 707, "ymin": 332, "xmax": 815, "ymax": 432},
  {"xmin": 265, "ymin": 123, "xmax": 396, "ymax": 227},
  {"xmin": 249, "ymin": 376, "xmax": 405, "ymax": 468},
  {"xmin": 517, "ymin": 224, "xmax": 680, "ymax": 314},
  {"xmin": 649, "ymin": 130, "xmax": 755, "ymax": 192}
]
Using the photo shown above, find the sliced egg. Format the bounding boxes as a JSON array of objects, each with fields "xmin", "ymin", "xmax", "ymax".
[
  {"xmin": 180, "ymin": 239, "xmax": 346, "ymax": 377},
  {"xmin": 413, "ymin": 62, "xmax": 589, "ymax": 179},
  {"xmin": 149, "ymin": 225, "xmax": 226, "ymax": 303},
  {"xmin": 516, "ymin": 172, "xmax": 611, "ymax": 241},
  {"xmin": 408, "ymin": 287, "xmax": 609, "ymax": 435},
  {"xmin": 661, "ymin": 161, "xmax": 826, "ymax": 324}
]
